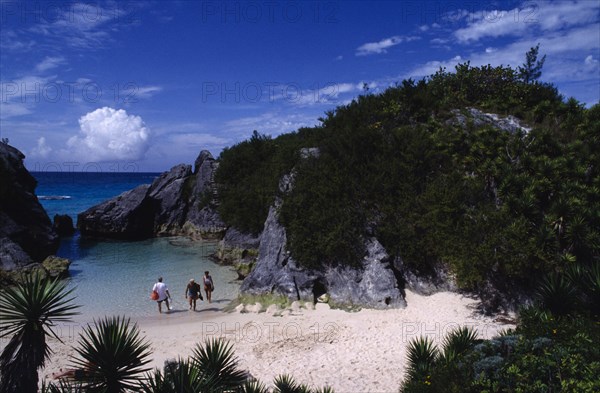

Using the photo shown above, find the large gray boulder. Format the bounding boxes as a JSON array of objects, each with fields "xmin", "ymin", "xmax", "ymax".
[
  {"xmin": 78, "ymin": 150, "xmax": 225, "ymax": 239},
  {"xmin": 77, "ymin": 184, "xmax": 154, "ymax": 239},
  {"xmin": 325, "ymin": 239, "xmax": 406, "ymax": 308},
  {"xmin": 53, "ymin": 214, "xmax": 76, "ymax": 236},
  {"xmin": 0, "ymin": 143, "xmax": 59, "ymax": 275}
]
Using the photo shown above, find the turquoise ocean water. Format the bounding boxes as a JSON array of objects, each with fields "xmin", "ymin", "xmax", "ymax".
[{"xmin": 33, "ymin": 172, "xmax": 240, "ymax": 320}]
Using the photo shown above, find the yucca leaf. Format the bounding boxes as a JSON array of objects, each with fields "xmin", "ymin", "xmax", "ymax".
[
  {"xmin": 0, "ymin": 275, "xmax": 79, "ymax": 393},
  {"xmin": 440, "ymin": 326, "xmax": 478, "ymax": 364},
  {"xmin": 71, "ymin": 316, "xmax": 152, "ymax": 392},
  {"xmin": 191, "ymin": 338, "xmax": 248, "ymax": 391}
]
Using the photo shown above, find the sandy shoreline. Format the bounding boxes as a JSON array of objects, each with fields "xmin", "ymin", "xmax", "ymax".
[{"xmin": 41, "ymin": 290, "xmax": 514, "ymax": 392}]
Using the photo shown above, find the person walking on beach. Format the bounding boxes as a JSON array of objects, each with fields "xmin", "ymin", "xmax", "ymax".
[
  {"xmin": 185, "ymin": 278, "xmax": 202, "ymax": 311},
  {"xmin": 203, "ymin": 271, "xmax": 214, "ymax": 303},
  {"xmin": 153, "ymin": 277, "xmax": 171, "ymax": 313}
]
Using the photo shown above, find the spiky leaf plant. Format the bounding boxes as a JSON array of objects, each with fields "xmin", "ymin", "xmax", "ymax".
[
  {"xmin": 40, "ymin": 379, "xmax": 85, "ymax": 393},
  {"xmin": 71, "ymin": 316, "xmax": 152, "ymax": 392},
  {"xmin": 239, "ymin": 379, "xmax": 270, "ymax": 393},
  {"xmin": 191, "ymin": 338, "xmax": 248, "ymax": 391},
  {"xmin": 0, "ymin": 275, "xmax": 79, "ymax": 393},
  {"xmin": 585, "ymin": 261, "xmax": 600, "ymax": 315},
  {"xmin": 139, "ymin": 359, "xmax": 205, "ymax": 393},
  {"xmin": 405, "ymin": 336, "xmax": 439, "ymax": 380},
  {"xmin": 440, "ymin": 327, "xmax": 479, "ymax": 364},
  {"xmin": 273, "ymin": 374, "xmax": 311, "ymax": 393},
  {"xmin": 535, "ymin": 273, "xmax": 578, "ymax": 315}
]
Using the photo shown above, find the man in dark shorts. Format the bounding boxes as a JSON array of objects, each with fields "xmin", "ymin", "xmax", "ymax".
[{"xmin": 185, "ymin": 279, "xmax": 202, "ymax": 310}]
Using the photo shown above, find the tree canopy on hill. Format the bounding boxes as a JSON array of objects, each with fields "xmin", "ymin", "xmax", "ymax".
[{"xmin": 215, "ymin": 56, "xmax": 599, "ymax": 294}]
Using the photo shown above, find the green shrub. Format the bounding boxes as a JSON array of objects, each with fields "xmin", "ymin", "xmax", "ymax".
[{"xmin": 215, "ymin": 61, "xmax": 600, "ymax": 292}]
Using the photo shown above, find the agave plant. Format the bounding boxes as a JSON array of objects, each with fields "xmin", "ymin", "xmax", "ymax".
[
  {"xmin": 0, "ymin": 275, "xmax": 79, "ymax": 393},
  {"xmin": 405, "ymin": 336, "xmax": 439, "ymax": 380},
  {"xmin": 71, "ymin": 316, "xmax": 152, "ymax": 392},
  {"xmin": 439, "ymin": 327, "xmax": 479, "ymax": 364},
  {"xmin": 273, "ymin": 374, "xmax": 312, "ymax": 393},
  {"xmin": 139, "ymin": 359, "xmax": 205, "ymax": 393},
  {"xmin": 239, "ymin": 379, "xmax": 270, "ymax": 393},
  {"xmin": 584, "ymin": 261, "xmax": 600, "ymax": 315},
  {"xmin": 40, "ymin": 379, "xmax": 85, "ymax": 393},
  {"xmin": 535, "ymin": 273, "xmax": 578, "ymax": 315},
  {"xmin": 190, "ymin": 338, "xmax": 248, "ymax": 391}
]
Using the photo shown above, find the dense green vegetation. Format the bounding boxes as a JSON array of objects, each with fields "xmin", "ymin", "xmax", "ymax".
[
  {"xmin": 215, "ymin": 51, "xmax": 600, "ymax": 296},
  {"xmin": 400, "ymin": 263, "xmax": 600, "ymax": 392}
]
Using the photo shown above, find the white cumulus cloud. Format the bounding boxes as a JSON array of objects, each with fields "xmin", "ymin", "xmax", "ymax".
[
  {"xmin": 66, "ymin": 107, "xmax": 150, "ymax": 162},
  {"xmin": 30, "ymin": 137, "xmax": 52, "ymax": 158}
]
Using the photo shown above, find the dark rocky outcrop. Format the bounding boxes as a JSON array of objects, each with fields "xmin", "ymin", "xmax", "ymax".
[
  {"xmin": 0, "ymin": 255, "xmax": 73, "ymax": 282},
  {"xmin": 77, "ymin": 184, "xmax": 154, "ymax": 239},
  {"xmin": 53, "ymin": 214, "xmax": 76, "ymax": 236},
  {"xmin": 78, "ymin": 150, "xmax": 226, "ymax": 239},
  {"xmin": 0, "ymin": 143, "xmax": 59, "ymax": 276},
  {"xmin": 241, "ymin": 172, "xmax": 406, "ymax": 309}
]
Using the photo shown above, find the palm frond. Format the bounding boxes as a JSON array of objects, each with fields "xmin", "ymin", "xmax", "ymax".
[
  {"xmin": 72, "ymin": 316, "xmax": 152, "ymax": 392},
  {"xmin": 140, "ymin": 360, "xmax": 205, "ymax": 393},
  {"xmin": 273, "ymin": 374, "xmax": 303, "ymax": 393},
  {"xmin": 584, "ymin": 261, "xmax": 600, "ymax": 315},
  {"xmin": 239, "ymin": 379, "xmax": 270, "ymax": 393},
  {"xmin": 0, "ymin": 275, "xmax": 79, "ymax": 340},
  {"xmin": 191, "ymin": 338, "xmax": 248, "ymax": 391},
  {"xmin": 535, "ymin": 273, "xmax": 578, "ymax": 315},
  {"xmin": 406, "ymin": 336, "xmax": 438, "ymax": 380},
  {"xmin": 407, "ymin": 337, "xmax": 439, "ymax": 378},
  {"xmin": 0, "ymin": 275, "xmax": 79, "ymax": 393},
  {"xmin": 440, "ymin": 326, "xmax": 478, "ymax": 364},
  {"xmin": 40, "ymin": 378, "xmax": 85, "ymax": 393}
]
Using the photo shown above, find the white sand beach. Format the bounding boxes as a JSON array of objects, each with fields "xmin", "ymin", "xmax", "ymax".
[{"xmin": 42, "ymin": 290, "xmax": 514, "ymax": 392}]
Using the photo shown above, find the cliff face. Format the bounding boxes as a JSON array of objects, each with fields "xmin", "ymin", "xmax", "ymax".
[
  {"xmin": 240, "ymin": 172, "xmax": 406, "ymax": 309},
  {"xmin": 0, "ymin": 143, "xmax": 58, "ymax": 270},
  {"xmin": 77, "ymin": 150, "xmax": 225, "ymax": 239}
]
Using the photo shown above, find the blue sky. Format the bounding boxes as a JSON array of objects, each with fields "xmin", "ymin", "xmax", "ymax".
[{"xmin": 1, "ymin": 0, "xmax": 598, "ymax": 172}]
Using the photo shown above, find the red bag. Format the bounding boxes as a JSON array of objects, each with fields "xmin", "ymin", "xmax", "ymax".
[{"xmin": 150, "ymin": 290, "xmax": 159, "ymax": 300}]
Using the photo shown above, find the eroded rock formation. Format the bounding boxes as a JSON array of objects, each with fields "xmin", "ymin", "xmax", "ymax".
[
  {"xmin": 78, "ymin": 150, "xmax": 225, "ymax": 239},
  {"xmin": 0, "ymin": 143, "xmax": 62, "ymax": 280}
]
